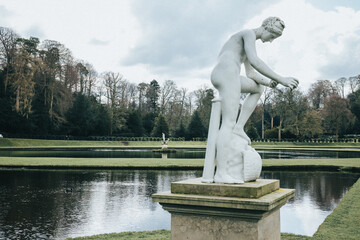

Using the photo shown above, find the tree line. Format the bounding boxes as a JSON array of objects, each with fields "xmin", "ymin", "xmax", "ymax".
[
  {"xmin": 0, "ymin": 27, "xmax": 212, "ymax": 140},
  {"xmin": 247, "ymin": 77, "xmax": 360, "ymax": 141},
  {"xmin": 1, "ymin": 26, "xmax": 360, "ymax": 141}
]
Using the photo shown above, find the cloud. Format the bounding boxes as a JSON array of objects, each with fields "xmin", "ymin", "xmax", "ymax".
[
  {"xmin": 320, "ymin": 36, "xmax": 360, "ymax": 79},
  {"xmin": 89, "ymin": 38, "xmax": 110, "ymax": 46},
  {"xmin": 0, "ymin": 4, "xmax": 13, "ymax": 25},
  {"xmin": 23, "ymin": 25, "xmax": 45, "ymax": 39},
  {"xmin": 122, "ymin": 0, "xmax": 360, "ymax": 91},
  {"xmin": 307, "ymin": 0, "xmax": 360, "ymax": 11},
  {"xmin": 242, "ymin": 0, "xmax": 360, "ymax": 89},
  {"xmin": 123, "ymin": 0, "xmax": 279, "ymax": 77}
]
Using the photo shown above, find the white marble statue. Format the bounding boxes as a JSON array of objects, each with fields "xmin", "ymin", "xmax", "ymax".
[
  {"xmin": 162, "ymin": 133, "xmax": 169, "ymax": 149},
  {"xmin": 202, "ymin": 17, "xmax": 299, "ymax": 184}
]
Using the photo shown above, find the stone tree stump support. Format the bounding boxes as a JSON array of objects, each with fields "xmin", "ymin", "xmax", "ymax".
[{"xmin": 152, "ymin": 178, "xmax": 295, "ymax": 240}]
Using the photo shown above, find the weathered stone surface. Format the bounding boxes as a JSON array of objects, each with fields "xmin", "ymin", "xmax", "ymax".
[
  {"xmin": 153, "ymin": 188, "xmax": 294, "ymax": 212},
  {"xmin": 152, "ymin": 178, "xmax": 295, "ymax": 240},
  {"xmin": 171, "ymin": 209, "xmax": 280, "ymax": 240},
  {"xmin": 171, "ymin": 178, "xmax": 280, "ymax": 198}
]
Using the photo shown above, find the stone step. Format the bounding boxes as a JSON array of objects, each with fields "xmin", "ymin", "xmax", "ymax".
[{"xmin": 171, "ymin": 178, "xmax": 280, "ymax": 199}]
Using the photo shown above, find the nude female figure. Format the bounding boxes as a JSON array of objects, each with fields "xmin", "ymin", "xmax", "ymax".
[{"xmin": 211, "ymin": 17, "xmax": 298, "ymax": 183}]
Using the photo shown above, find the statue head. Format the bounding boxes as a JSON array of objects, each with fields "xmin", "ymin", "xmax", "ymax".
[
  {"xmin": 262, "ymin": 17, "xmax": 285, "ymax": 36},
  {"xmin": 259, "ymin": 17, "xmax": 285, "ymax": 42}
]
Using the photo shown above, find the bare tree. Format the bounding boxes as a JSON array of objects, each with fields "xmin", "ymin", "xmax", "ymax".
[
  {"xmin": 160, "ymin": 80, "xmax": 178, "ymax": 114},
  {"xmin": 308, "ymin": 80, "xmax": 335, "ymax": 109},
  {"xmin": 83, "ymin": 63, "xmax": 97, "ymax": 96},
  {"xmin": 348, "ymin": 75, "xmax": 360, "ymax": 94},
  {"xmin": 103, "ymin": 72, "xmax": 121, "ymax": 106},
  {"xmin": 0, "ymin": 27, "xmax": 19, "ymax": 94},
  {"xmin": 102, "ymin": 71, "xmax": 126, "ymax": 134},
  {"xmin": 334, "ymin": 77, "xmax": 347, "ymax": 98},
  {"xmin": 75, "ymin": 61, "xmax": 88, "ymax": 93},
  {"xmin": 259, "ymin": 88, "xmax": 273, "ymax": 139},
  {"xmin": 192, "ymin": 85, "xmax": 215, "ymax": 131},
  {"xmin": 11, "ymin": 38, "xmax": 39, "ymax": 117},
  {"xmin": 322, "ymin": 94, "xmax": 353, "ymax": 140},
  {"xmin": 126, "ymin": 82, "xmax": 138, "ymax": 109},
  {"xmin": 137, "ymin": 82, "xmax": 148, "ymax": 112}
]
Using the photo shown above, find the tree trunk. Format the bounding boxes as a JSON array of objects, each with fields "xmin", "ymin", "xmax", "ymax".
[
  {"xmin": 4, "ymin": 69, "xmax": 9, "ymax": 94},
  {"xmin": 261, "ymin": 109, "xmax": 265, "ymax": 139},
  {"xmin": 336, "ymin": 126, "xmax": 338, "ymax": 142},
  {"xmin": 15, "ymin": 87, "xmax": 20, "ymax": 112},
  {"xmin": 278, "ymin": 118, "xmax": 283, "ymax": 141},
  {"xmin": 44, "ymin": 75, "xmax": 47, "ymax": 105},
  {"xmin": 49, "ymin": 90, "xmax": 54, "ymax": 117}
]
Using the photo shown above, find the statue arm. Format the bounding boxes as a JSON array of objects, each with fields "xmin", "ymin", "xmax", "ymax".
[
  {"xmin": 244, "ymin": 60, "xmax": 277, "ymax": 88},
  {"xmin": 243, "ymin": 32, "xmax": 298, "ymax": 89}
]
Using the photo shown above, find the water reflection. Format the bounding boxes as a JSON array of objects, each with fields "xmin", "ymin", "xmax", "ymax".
[
  {"xmin": 261, "ymin": 171, "xmax": 360, "ymax": 235},
  {"xmin": 0, "ymin": 170, "xmax": 358, "ymax": 239},
  {"xmin": 0, "ymin": 170, "xmax": 199, "ymax": 239}
]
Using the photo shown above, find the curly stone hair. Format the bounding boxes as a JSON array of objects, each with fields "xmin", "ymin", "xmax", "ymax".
[{"xmin": 261, "ymin": 17, "xmax": 285, "ymax": 36}]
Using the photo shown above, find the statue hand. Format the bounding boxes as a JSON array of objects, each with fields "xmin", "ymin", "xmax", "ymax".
[
  {"xmin": 269, "ymin": 80, "xmax": 278, "ymax": 88},
  {"xmin": 280, "ymin": 77, "xmax": 299, "ymax": 89}
]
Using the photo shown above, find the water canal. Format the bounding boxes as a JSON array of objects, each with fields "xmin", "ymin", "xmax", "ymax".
[
  {"xmin": 1, "ymin": 148, "xmax": 360, "ymax": 159},
  {"xmin": 0, "ymin": 169, "xmax": 359, "ymax": 239}
]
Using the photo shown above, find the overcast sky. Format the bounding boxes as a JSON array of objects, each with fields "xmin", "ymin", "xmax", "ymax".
[{"xmin": 1, "ymin": 0, "xmax": 360, "ymax": 92}]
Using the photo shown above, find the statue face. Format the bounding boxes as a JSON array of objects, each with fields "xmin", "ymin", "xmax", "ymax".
[{"xmin": 261, "ymin": 30, "xmax": 280, "ymax": 43}]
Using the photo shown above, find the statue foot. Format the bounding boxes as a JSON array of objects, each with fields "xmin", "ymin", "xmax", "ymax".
[{"xmin": 233, "ymin": 128, "xmax": 251, "ymax": 145}]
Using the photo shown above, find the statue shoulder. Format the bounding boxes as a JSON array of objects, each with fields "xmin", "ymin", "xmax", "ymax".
[
  {"xmin": 229, "ymin": 29, "xmax": 255, "ymax": 44},
  {"xmin": 240, "ymin": 29, "xmax": 256, "ymax": 40}
]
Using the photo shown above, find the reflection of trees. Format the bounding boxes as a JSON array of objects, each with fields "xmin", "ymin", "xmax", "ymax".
[
  {"xmin": 0, "ymin": 169, "xmax": 100, "ymax": 239},
  {"xmin": 0, "ymin": 169, "xmax": 202, "ymax": 239},
  {"xmin": 262, "ymin": 171, "xmax": 360, "ymax": 210}
]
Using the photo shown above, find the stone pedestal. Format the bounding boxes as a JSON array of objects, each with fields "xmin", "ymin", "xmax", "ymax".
[{"xmin": 152, "ymin": 178, "xmax": 295, "ymax": 240}]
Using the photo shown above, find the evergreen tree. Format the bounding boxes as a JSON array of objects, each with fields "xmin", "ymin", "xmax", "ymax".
[
  {"xmin": 151, "ymin": 113, "xmax": 169, "ymax": 137},
  {"xmin": 146, "ymin": 79, "xmax": 160, "ymax": 113},
  {"xmin": 126, "ymin": 110, "xmax": 144, "ymax": 137},
  {"xmin": 186, "ymin": 110, "xmax": 206, "ymax": 140},
  {"xmin": 246, "ymin": 121, "xmax": 260, "ymax": 140},
  {"xmin": 65, "ymin": 94, "xmax": 111, "ymax": 136},
  {"xmin": 197, "ymin": 88, "xmax": 214, "ymax": 132},
  {"xmin": 143, "ymin": 112, "xmax": 157, "ymax": 136},
  {"xmin": 174, "ymin": 121, "xmax": 186, "ymax": 138}
]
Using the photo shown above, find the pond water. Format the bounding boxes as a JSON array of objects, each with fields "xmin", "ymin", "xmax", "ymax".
[
  {"xmin": 1, "ymin": 148, "xmax": 360, "ymax": 159},
  {"xmin": 0, "ymin": 169, "xmax": 359, "ymax": 239}
]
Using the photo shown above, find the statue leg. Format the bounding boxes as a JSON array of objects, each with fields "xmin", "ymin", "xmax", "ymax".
[
  {"xmin": 211, "ymin": 63, "xmax": 244, "ymax": 183},
  {"xmin": 233, "ymin": 77, "xmax": 265, "ymax": 144}
]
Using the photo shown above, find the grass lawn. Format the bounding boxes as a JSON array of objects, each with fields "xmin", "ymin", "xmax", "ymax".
[
  {"xmin": 0, "ymin": 157, "xmax": 359, "ymax": 172},
  {"xmin": 64, "ymin": 231, "xmax": 312, "ymax": 240},
  {"xmin": 0, "ymin": 157, "xmax": 205, "ymax": 168},
  {"xmin": 64, "ymin": 230, "xmax": 171, "ymax": 240}
]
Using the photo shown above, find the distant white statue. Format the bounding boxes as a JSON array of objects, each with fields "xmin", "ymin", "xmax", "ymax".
[
  {"xmin": 162, "ymin": 133, "xmax": 169, "ymax": 149},
  {"xmin": 202, "ymin": 17, "xmax": 299, "ymax": 184}
]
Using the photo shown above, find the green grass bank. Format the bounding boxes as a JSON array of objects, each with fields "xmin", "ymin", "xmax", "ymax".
[
  {"xmin": 0, "ymin": 157, "xmax": 359, "ymax": 172},
  {"xmin": 64, "ymin": 231, "xmax": 311, "ymax": 240}
]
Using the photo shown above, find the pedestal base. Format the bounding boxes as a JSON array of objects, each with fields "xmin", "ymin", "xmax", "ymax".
[{"xmin": 152, "ymin": 178, "xmax": 295, "ymax": 240}]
